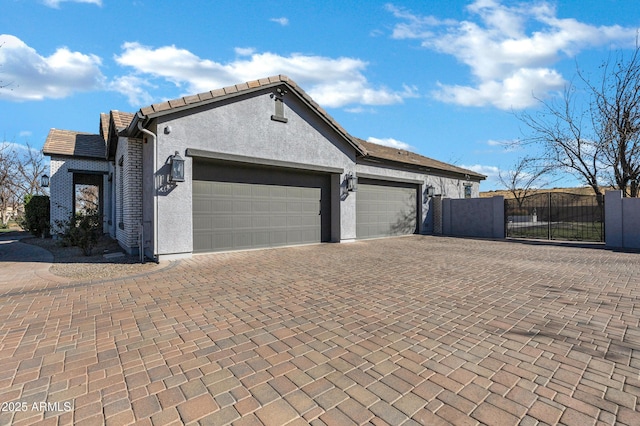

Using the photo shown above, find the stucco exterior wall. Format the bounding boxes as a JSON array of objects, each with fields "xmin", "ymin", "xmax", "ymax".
[
  {"xmin": 440, "ymin": 196, "xmax": 504, "ymax": 239},
  {"xmin": 49, "ymin": 156, "xmax": 109, "ymax": 235},
  {"xmin": 605, "ymin": 190, "xmax": 640, "ymax": 249},
  {"xmin": 149, "ymin": 89, "xmax": 358, "ymax": 257}
]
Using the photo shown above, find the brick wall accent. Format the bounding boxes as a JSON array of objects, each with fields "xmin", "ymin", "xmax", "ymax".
[
  {"xmin": 49, "ymin": 156, "xmax": 109, "ymax": 235},
  {"xmin": 115, "ymin": 137, "xmax": 143, "ymax": 252}
]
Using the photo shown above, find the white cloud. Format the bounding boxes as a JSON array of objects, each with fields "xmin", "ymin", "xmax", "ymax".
[
  {"xmin": 461, "ymin": 164, "xmax": 500, "ymax": 180},
  {"xmin": 234, "ymin": 47, "xmax": 256, "ymax": 56},
  {"xmin": 113, "ymin": 42, "xmax": 415, "ymax": 108},
  {"xmin": 0, "ymin": 34, "xmax": 105, "ymax": 101},
  {"xmin": 388, "ymin": 0, "xmax": 638, "ymax": 110},
  {"xmin": 367, "ymin": 137, "xmax": 414, "ymax": 151},
  {"xmin": 270, "ymin": 17, "xmax": 289, "ymax": 26},
  {"xmin": 42, "ymin": 0, "xmax": 102, "ymax": 7},
  {"xmin": 108, "ymin": 75, "xmax": 155, "ymax": 106}
]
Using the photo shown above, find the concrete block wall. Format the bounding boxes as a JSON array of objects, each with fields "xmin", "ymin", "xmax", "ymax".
[
  {"xmin": 439, "ymin": 196, "xmax": 505, "ymax": 239},
  {"xmin": 605, "ymin": 190, "xmax": 640, "ymax": 249},
  {"xmin": 49, "ymin": 156, "xmax": 109, "ymax": 235},
  {"xmin": 115, "ymin": 137, "xmax": 143, "ymax": 253}
]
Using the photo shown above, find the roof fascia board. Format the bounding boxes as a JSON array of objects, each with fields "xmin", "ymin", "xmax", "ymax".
[{"xmin": 357, "ymin": 156, "xmax": 485, "ymax": 181}]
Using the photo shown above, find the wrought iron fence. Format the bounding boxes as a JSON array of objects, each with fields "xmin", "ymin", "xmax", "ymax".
[{"xmin": 505, "ymin": 192, "xmax": 604, "ymax": 242}]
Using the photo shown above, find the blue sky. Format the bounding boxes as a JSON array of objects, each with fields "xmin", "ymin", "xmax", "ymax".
[{"xmin": 2, "ymin": 0, "xmax": 639, "ymax": 190}]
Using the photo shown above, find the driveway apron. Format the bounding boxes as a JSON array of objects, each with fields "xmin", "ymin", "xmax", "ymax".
[{"xmin": 0, "ymin": 233, "xmax": 65, "ymax": 290}]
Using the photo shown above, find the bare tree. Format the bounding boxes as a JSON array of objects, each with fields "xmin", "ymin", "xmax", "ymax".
[
  {"xmin": 16, "ymin": 143, "xmax": 47, "ymax": 197},
  {"xmin": 0, "ymin": 141, "xmax": 47, "ymax": 226},
  {"xmin": 75, "ymin": 184, "xmax": 99, "ymax": 215},
  {"xmin": 0, "ymin": 143, "xmax": 19, "ymax": 225},
  {"xmin": 518, "ymin": 84, "xmax": 604, "ymax": 197},
  {"xmin": 587, "ymin": 45, "xmax": 640, "ymax": 196},
  {"xmin": 519, "ymin": 42, "xmax": 640, "ymax": 197},
  {"xmin": 498, "ymin": 157, "xmax": 555, "ymax": 208}
]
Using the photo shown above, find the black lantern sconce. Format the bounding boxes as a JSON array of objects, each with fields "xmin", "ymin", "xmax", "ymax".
[
  {"xmin": 425, "ymin": 185, "xmax": 435, "ymax": 197},
  {"xmin": 346, "ymin": 173, "xmax": 358, "ymax": 192},
  {"xmin": 40, "ymin": 174, "xmax": 49, "ymax": 188},
  {"xmin": 169, "ymin": 151, "xmax": 185, "ymax": 183}
]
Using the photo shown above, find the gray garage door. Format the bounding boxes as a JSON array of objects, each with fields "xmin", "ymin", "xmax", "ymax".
[
  {"xmin": 356, "ymin": 179, "xmax": 418, "ymax": 239},
  {"xmin": 193, "ymin": 160, "xmax": 330, "ymax": 253}
]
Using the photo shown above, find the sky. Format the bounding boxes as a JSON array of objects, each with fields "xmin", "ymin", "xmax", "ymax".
[{"xmin": 1, "ymin": 0, "xmax": 639, "ymax": 191}]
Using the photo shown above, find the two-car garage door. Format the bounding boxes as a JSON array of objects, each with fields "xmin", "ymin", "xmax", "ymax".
[
  {"xmin": 193, "ymin": 160, "xmax": 418, "ymax": 252},
  {"xmin": 193, "ymin": 160, "xmax": 331, "ymax": 253},
  {"xmin": 356, "ymin": 178, "xmax": 418, "ymax": 239}
]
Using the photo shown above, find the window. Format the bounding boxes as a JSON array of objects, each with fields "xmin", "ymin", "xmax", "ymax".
[{"xmin": 464, "ymin": 184, "xmax": 472, "ymax": 199}]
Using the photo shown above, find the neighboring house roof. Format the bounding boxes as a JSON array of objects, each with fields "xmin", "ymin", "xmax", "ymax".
[
  {"xmin": 128, "ymin": 75, "xmax": 368, "ymax": 156},
  {"xmin": 43, "ymin": 129, "xmax": 106, "ymax": 159},
  {"xmin": 357, "ymin": 139, "xmax": 485, "ymax": 181}
]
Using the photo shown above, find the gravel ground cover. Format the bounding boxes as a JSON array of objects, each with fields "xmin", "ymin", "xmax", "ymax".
[{"xmin": 22, "ymin": 234, "xmax": 160, "ymax": 280}]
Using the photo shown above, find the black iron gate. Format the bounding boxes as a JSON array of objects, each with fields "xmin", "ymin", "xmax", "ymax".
[{"xmin": 505, "ymin": 192, "xmax": 604, "ymax": 242}]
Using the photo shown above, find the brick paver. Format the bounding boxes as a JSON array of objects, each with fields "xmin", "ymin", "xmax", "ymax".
[{"xmin": 1, "ymin": 235, "xmax": 640, "ymax": 424}]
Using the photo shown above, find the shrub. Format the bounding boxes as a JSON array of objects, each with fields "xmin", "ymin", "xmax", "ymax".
[
  {"xmin": 23, "ymin": 195, "xmax": 50, "ymax": 238},
  {"xmin": 56, "ymin": 209, "xmax": 102, "ymax": 256}
]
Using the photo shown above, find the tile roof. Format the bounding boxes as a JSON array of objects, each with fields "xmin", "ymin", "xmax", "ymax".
[
  {"xmin": 99, "ymin": 113, "xmax": 109, "ymax": 142},
  {"xmin": 357, "ymin": 139, "xmax": 485, "ymax": 180},
  {"xmin": 43, "ymin": 129, "xmax": 106, "ymax": 159},
  {"xmin": 111, "ymin": 110, "xmax": 135, "ymax": 131}
]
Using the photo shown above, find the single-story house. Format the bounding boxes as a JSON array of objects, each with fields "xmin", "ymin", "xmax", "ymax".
[{"xmin": 43, "ymin": 75, "xmax": 485, "ymax": 261}]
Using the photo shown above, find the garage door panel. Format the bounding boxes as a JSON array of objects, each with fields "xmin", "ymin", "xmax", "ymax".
[
  {"xmin": 357, "ymin": 181, "xmax": 418, "ymax": 239},
  {"xmin": 193, "ymin": 163, "xmax": 329, "ymax": 253}
]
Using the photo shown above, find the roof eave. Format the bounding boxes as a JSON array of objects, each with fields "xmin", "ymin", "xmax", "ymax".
[{"xmin": 357, "ymin": 155, "xmax": 486, "ymax": 181}]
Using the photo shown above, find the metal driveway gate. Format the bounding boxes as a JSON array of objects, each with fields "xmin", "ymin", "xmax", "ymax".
[{"xmin": 505, "ymin": 192, "xmax": 604, "ymax": 242}]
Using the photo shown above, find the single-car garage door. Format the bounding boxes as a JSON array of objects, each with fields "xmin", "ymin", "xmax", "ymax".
[
  {"xmin": 356, "ymin": 178, "xmax": 418, "ymax": 239},
  {"xmin": 192, "ymin": 160, "xmax": 331, "ymax": 253}
]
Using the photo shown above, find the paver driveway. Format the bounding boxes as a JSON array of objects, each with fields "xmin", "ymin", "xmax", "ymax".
[{"xmin": 1, "ymin": 236, "xmax": 640, "ymax": 425}]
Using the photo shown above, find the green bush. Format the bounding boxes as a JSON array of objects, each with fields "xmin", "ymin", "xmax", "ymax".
[
  {"xmin": 23, "ymin": 195, "xmax": 50, "ymax": 238},
  {"xmin": 56, "ymin": 209, "xmax": 102, "ymax": 256}
]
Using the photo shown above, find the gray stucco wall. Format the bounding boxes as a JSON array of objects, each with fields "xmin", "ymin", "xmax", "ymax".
[
  {"xmin": 149, "ymin": 89, "xmax": 357, "ymax": 257},
  {"xmin": 605, "ymin": 190, "xmax": 640, "ymax": 249},
  {"xmin": 441, "ymin": 196, "xmax": 505, "ymax": 239}
]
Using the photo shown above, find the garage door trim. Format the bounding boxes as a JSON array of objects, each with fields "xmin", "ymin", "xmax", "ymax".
[
  {"xmin": 187, "ymin": 148, "xmax": 344, "ymax": 174},
  {"xmin": 357, "ymin": 172, "xmax": 423, "ymax": 185}
]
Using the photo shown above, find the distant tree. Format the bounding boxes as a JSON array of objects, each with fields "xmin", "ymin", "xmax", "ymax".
[
  {"xmin": 0, "ymin": 141, "xmax": 48, "ymax": 225},
  {"xmin": 498, "ymin": 157, "xmax": 555, "ymax": 208},
  {"xmin": 75, "ymin": 184, "xmax": 99, "ymax": 215},
  {"xmin": 518, "ymin": 41, "xmax": 640, "ymax": 197},
  {"xmin": 588, "ymin": 45, "xmax": 640, "ymax": 196}
]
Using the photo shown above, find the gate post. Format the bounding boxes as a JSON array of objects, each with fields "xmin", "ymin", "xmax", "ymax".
[{"xmin": 548, "ymin": 191, "xmax": 552, "ymax": 240}]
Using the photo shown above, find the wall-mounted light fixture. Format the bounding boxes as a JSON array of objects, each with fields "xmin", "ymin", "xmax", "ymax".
[
  {"xmin": 169, "ymin": 151, "xmax": 185, "ymax": 183},
  {"xmin": 40, "ymin": 174, "xmax": 49, "ymax": 188},
  {"xmin": 346, "ymin": 173, "xmax": 358, "ymax": 192},
  {"xmin": 425, "ymin": 185, "xmax": 435, "ymax": 197}
]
